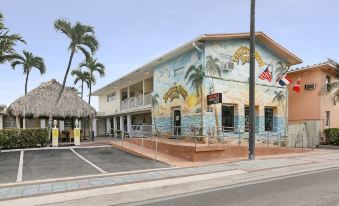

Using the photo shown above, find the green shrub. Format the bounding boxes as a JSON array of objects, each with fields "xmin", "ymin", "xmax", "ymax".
[
  {"xmin": 0, "ymin": 128, "xmax": 49, "ymax": 149},
  {"xmin": 324, "ymin": 128, "xmax": 339, "ymax": 145}
]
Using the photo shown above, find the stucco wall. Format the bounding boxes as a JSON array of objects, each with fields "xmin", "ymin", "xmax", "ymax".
[{"xmin": 287, "ymin": 69, "xmax": 322, "ymax": 121}]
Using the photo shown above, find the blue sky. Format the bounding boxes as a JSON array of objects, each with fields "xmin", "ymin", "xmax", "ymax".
[{"xmin": 0, "ymin": 0, "xmax": 338, "ymax": 109}]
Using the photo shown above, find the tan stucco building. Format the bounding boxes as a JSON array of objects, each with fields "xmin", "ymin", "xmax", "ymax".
[{"xmin": 287, "ymin": 61, "xmax": 339, "ymax": 140}]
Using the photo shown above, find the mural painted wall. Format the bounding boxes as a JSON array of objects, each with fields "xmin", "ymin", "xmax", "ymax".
[
  {"xmin": 204, "ymin": 39, "xmax": 288, "ymax": 134},
  {"xmin": 153, "ymin": 49, "xmax": 204, "ymax": 132},
  {"xmin": 153, "ymin": 38, "xmax": 289, "ymax": 135}
]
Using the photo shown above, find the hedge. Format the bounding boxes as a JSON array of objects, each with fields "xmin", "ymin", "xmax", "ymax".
[
  {"xmin": 324, "ymin": 128, "xmax": 339, "ymax": 145},
  {"xmin": 0, "ymin": 128, "xmax": 49, "ymax": 149}
]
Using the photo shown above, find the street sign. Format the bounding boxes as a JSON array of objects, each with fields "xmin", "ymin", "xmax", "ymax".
[{"xmin": 207, "ymin": 93, "xmax": 222, "ymax": 105}]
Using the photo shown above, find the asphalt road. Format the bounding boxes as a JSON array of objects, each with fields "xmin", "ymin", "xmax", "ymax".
[
  {"xmin": 0, "ymin": 147, "xmax": 168, "ymax": 183},
  {"xmin": 138, "ymin": 168, "xmax": 339, "ymax": 206}
]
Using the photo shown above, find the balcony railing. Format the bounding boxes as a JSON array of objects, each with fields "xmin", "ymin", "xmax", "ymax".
[{"xmin": 120, "ymin": 93, "xmax": 152, "ymax": 111}]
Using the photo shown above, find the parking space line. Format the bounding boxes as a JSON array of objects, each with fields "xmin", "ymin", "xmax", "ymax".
[
  {"xmin": 16, "ymin": 151, "xmax": 24, "ymax": 182},
  {"xmin": 70, "ymin": 148, "xmax": 107, "ymax": 174}
]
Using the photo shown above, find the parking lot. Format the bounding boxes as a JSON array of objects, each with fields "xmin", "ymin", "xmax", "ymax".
[{"xmin": 0, "ymin": 146, "xmax": 168, "ymax": 184}]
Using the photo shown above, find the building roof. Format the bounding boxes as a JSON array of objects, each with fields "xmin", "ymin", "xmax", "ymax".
[
  {"xmin": 92, "ymin": 32, "xmax": 302, "ymax": 96},
  {"xmin": 288, "ymin": 60, "xmax": 337, "ymax": 73},
  {"xmin": 7, "ymin": 80, "xmax": 96, "ymax": 118}
]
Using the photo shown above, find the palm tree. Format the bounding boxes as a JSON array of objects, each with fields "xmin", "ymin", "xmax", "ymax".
[
  {"xmin": 54, "ymin": 19, "xmax": 99, "ymax": 105},
  {"xmin": 11, "ymin": 50, "xmax": 46, "ymax": 94},
  {"xmin": 273, "ymin": 90, "xmax": 287, "ymax": 137},
  {"xmin": 151, "ymin": 93, "xmax": 160, "ymax": 134},
  {"xmin": 328, "ymin": 59, "xmax": 339, "ymax": 103},
  {"xmin": 78, "ymin": 55, "xmax": 105, "ymax": 105},
  {"xmin": 206, "ymin": 55, "xmax": 222, "ymax": 128},
  {"xmin": 185, "ymin": 64, "xmax": 205, "ymax": 128},
  {"xmin": 0, "ymin": 12, "xmax": 26, "ymax": 64},
  {"xmin": 71, "ymin": 69, "xmax": 93, "ymax": 99}
]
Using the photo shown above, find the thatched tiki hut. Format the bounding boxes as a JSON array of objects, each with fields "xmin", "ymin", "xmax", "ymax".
[{"xmin": 7, "ymin": 80, "xmax": 96, "ymax": 141}]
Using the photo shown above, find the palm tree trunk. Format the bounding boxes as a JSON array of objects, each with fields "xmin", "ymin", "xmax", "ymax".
[
  {"xmin": 56, "ymin": 48, "xmax": 75, "ymax": 105},
  {"xmin": 25, "ymin": 72, "xmax": 29, "ymax": 95},
  {"xmin": 211, "ymin": 79, "xmax": 219, "ymax": 128},
  {"xmin": 81, "ymin": 81, "xmax": 84, "ymax": 99},
  {"xmin": 88, "ymin": 83, "xmax": 92, "ymax": 105},
  {"xmin": 200, "ymin": 87, "xmax": 204, "ymax": 128}
]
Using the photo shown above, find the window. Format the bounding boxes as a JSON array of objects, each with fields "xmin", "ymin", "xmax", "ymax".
[
  {"xmin": 326, "ymin": 75, "xmax": 331, "ymax": 92},
  {"xmin": 265, "ymin": 108, "xmax": 274, "ymax": 131},
  {"xmin": 305, "ymin": 84, "xmax": 316, "ymax": 90},
  {"xmin": 107, "ymin": 92, "xmax": 116, "ymax": 102},
  {"xmin": 174, "ymin": 67, "xmax": 184, "ymax": 77},
  {"xmin": 325, "ymin": 111, "xmax": 330, "ymax": 127}
]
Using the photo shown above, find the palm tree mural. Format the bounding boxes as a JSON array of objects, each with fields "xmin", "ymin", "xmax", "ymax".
[
  {"xmin": 206, "ymin": 55, "xmax": 222, "ymax": 128},
  {"xmin": 54, "ymin": 19, "xmax": 99, "ymax": 105},
  {"xmin": 78, "ymin": 55, "xmax": 105, "ymax": 105},
  {"xmin": 0, "ymin": 12, "xmax": 26, "ymax": 64},
  {"xmin": 327, "ymin": 59, "xmax": 339, "ymax": 104},
  {"xmin": 185, "ymin": 64, "xmax": 205, "ymax": 128},
  {"xmin": 71, "ymin": 69, "xmax": 93, "ymax": 99},
  {"xmin": 151, "ymin": 93, "xmax": 160, "ymax": 134},
  {"xmin": 11, "ymin": 50, "xmax": 46, "ymax": 94},
  {"xmin": 274, "ymin": 61, "xmax": 285, "ymax": 80},
  {"xmin": 272, "ymin": 90, "xmax": 287, "ymax": 137}
]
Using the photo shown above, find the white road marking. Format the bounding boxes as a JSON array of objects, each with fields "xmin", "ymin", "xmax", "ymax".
[
  {"xmin": 16, "ymin": 151, "xmax": 24, "ymax": 182},
  {"xmin": 70, "ymin": 148, "xmax": 107, "ymax": 174}
]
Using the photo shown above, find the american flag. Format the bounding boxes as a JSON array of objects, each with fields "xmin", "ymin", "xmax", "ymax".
[{"xmin": 259, "ymin": 66, "xmax": 272, "ymax": 82}]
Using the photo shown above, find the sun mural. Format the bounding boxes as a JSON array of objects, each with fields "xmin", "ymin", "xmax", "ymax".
[
  {"xmin": 163, "ymin": 84, "xmax": 188, "ymax": 103},
  {"xmin": 232, "ymin": 46, "xmax": 265, "ymax": 67}
]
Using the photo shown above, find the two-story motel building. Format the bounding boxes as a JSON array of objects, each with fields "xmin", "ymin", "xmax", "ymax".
[{"xmin": 92, "ymin": 32, "xmax": 302, "ymax": 137}]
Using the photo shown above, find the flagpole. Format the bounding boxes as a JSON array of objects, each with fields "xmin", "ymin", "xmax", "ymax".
[{"xmin": 249, "ymin": 0, "xmax": 256, "ymax": 160}]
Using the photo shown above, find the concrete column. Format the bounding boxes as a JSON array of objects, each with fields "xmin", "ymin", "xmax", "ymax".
[
  {"xmin": 92, "ymin": 118, "xmax": 97, "ymax": 137},
  {"xmin": 59, "ymin": 120, "xmax": 64, "ymax": 131},
  {"xmin": 16, "ymin": 116, "xmax": 20, "ymax": 129},
  {"xmin": 0, "ymin": 114, "xmax": 3, "ymax": 129},
  {"xmin": 142, "ymin": 79, "xmax": 145, "ymax": 106},
  {"xmin": 23, "ymin": 118, "xmax": 26, "ymax": 129},
  {"xmin": 120, "ymin": 116, "xmax": 124, "ymax": 132},
  {"xmin": 106, "ymin": 118, "xmax": 111, "ymax": 134},
  {"xmin": 113, "ymin": 117, "xmax": 117, "ymax": 131},
  {"xmin": 127, "ymin": 115, "xmax": 132, "ymax": 133},
  {"xmin": 40, "ymin": 119, "xmax": 46, "ymax": 128}
]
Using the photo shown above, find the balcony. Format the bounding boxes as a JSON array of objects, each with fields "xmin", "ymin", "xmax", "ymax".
[{"xmin": 120, "ymin": 93, "xmax": 152, "ymax": 111}]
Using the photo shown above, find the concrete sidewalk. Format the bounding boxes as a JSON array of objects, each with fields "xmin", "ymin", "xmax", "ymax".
[{"xmin": 0, "ymin": 149, "xmax": 338, "ymax": 206}]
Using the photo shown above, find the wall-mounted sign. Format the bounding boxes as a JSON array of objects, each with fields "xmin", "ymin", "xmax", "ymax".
[
  {"xmin": 232, "ymin": 46, "xmax": 265, "ymax": 67},
  {"xmin": 207, "ymin": 93, "xmax": 222, "ymax": 105},
  {"xmin": 163, "ymin": 85, "xmax": 188, "ymax": 103}
]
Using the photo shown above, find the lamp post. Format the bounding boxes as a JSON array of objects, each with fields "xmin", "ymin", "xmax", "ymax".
[{"xmin": 249, "ymin": 0, "xmax": 256, "ymax": 160}]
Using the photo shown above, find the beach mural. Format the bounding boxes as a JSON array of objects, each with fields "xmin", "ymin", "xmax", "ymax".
[{"xmin": 153, "ymin": 38, "xmax": 288, "ymax": 134}]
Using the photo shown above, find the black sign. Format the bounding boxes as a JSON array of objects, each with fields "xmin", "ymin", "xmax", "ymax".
[{"xmin": 207, "ymin": 93, "xmax": 222, "ymax": 105}]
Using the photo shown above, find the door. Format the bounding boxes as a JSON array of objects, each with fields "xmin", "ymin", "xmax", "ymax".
[
  {"xmin": 222, "ymin": 105, "xmax": 234, "ymax": 131},
  {"xmin": 173, "ymin": 109, "xmax": 181, "ymax": 135}
]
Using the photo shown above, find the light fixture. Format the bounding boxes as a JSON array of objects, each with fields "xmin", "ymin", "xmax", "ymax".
[{"xmin": 144, "ymin": 71, "xmax": 149, "ymax": 75}]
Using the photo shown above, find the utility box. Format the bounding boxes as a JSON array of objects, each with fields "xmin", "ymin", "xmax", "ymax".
[
  {"xmin": 52, "ymin": 128, "xmax": 59, "ymax": 147},
  {"xmin": 74, "ymin": 128, "xmax": 80, "ymax": 146}
]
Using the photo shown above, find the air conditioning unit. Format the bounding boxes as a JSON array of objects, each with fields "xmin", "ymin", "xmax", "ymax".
[
  {"xmin": 304, "ymin": 84, "xmax": 316, "ymax": 90},
  {"xmin": 221, "ymin": 61, "xmax": 234, "ymax": 72}
]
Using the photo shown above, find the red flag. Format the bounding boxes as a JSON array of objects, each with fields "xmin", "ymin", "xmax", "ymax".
[{"xmin": 292, "ymin": 78, "xmax": 301, "ymax": 93}]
